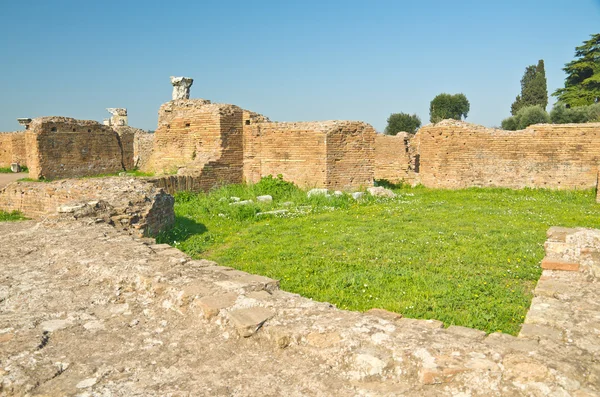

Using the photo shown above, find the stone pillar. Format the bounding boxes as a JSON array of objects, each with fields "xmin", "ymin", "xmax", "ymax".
[
  {"xmin": 170, "ymin": 76, "xmax": 194, "ymax": 100},
  {"xmin": 106, "ymin": 108, "xmax": 128, "ymax": 126},
  {"xmin": 17, "ymin": 118, "xmax": 32, "ymax": 130}
]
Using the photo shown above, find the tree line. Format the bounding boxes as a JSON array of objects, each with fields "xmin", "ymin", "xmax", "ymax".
[{"xmin": 385, "ymin": 33, "xmax": 600, "ymax": 135}]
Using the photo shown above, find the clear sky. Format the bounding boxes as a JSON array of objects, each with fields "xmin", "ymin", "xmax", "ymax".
[{"xmin": 0, "ymin": 0, "xmax": 599, "ymax": 132}]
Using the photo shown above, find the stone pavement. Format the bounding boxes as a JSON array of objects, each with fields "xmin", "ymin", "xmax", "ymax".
[
  {"xmin": 0, "ymin": 173, "xmax": 25, "ymax": 189},
  {"xmin": 0, "ymin": 219, "xmax": 599, "ymax": 396}
]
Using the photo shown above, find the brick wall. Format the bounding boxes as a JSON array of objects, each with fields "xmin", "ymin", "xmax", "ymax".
[
  {"xmin": 325, "ymin": 122, "xmax": 376, "ymax": 190},
  {"xmin": 414, "ymin": 120, "xmax": 600, "ymax": 189},
  {"xmin": 143, "ymin": 99, "xmax": 217, "ymax": 174},
  {"xmin": 134, "ymin": 130, "xmax": 155, "ymax": 169},
  {"xmin": 373, "ymin": 133, "xmax": 414, "ymax": 184},
  {"xmin": 244, "ymin": 122, "xmax": 329, "ymax": 188},
  {"xmin": 0, "ymin": 177, "xmax": 174, "ymax": 236},
  {"xmin": 144, "ymin": 100, "xmax": 246, "ymax": 191},
  {"xmin": 244, "ymin": 121, "xmax": 375, "ymax": 190},
  {"xmin": 0, "ymin": 132, "xmax": 27, "ymax": 168},
  {"xmin": 26, "ymin": 117, "xmax": 130, "ymax": 180}
]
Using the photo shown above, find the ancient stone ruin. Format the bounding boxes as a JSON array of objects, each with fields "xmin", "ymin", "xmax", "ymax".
[
  {"xmin": 104, "ymin": 108, "xmax": 128, "ymax": 127},
  {"xmin": 1, "ymin": 75, "xmax": 600, "ymax": 395}
]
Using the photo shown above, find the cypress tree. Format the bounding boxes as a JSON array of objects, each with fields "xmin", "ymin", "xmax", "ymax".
[{"xmin": 511, "ymin": 60, "xmax": 548, "ymax": 115}]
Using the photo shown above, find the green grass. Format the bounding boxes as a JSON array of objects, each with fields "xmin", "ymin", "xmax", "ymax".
[
  {"xmin": 0, "ymin": 210, "xmax": 26, "ymax": 221},
  {"xmin": 157, "ymin": 179, "xmax": 600, "ymax": 335},
  {"xmin": 16, "ymin": 169, "xmax": 154, "ymax": 182},
  {"xmin": 0, "ymin": 165, "xmax": 28, "ymax": 173}
]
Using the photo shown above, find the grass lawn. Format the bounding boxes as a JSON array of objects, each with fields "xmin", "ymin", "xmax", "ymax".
[
  {"xmin": 0, "ymin": 166, "xmax": 28, "ymax": 173},
  {"xmin": 0, "ymin": 210, "xmax": 26, "ymax": 221},
  {"xmin": 157, "ymin": 178, "xmax": 600, "ymax": 334}
]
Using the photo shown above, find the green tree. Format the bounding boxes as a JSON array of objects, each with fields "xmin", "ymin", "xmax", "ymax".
[
  {"xmin": 511, "ymin": 60, "xmax": 548, "ymax": 115},
  {"xmin": 429, "ymin": 93, "xmax": 470, "ymax": 123},
  {"xmin": 384, "ymin": 112, "xmax": 421, "ymax": 135},
  {"xmin": 501, "ymin": 105, "xmax": 550, "ymax": 130},
  {"xmin": 550, "ymin": 102, "xmax": 600, "ymax": 123},
  {"xmin": 553, "ymin": 33, "xmax": 600, "ymax": 107}
]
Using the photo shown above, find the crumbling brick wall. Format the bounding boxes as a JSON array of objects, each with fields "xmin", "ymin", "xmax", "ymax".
[
  {"xmin": 244, "ymin": 121, "xmax": 375, "ymax": 190},
  {"xmin": 414, "ymin": 120, "xmax": 600, "ymax": 189},
  {"xmin": 0, "ymin": 132, "xmax": 27, "ymax": 168},
  {"xmin": 25, "ymin": 117, "xmax": 133, "ymax": 180},
  {"xmin": 373, "ymin": 133, "xmax": 415, "ymax": 184},
  {"xmin": 143, "ymin": 99, "xmax": 245, "ymax": 190},
  {"xmin": 0, "ymin": 177, "xmax": 174, "ymax": 236}
]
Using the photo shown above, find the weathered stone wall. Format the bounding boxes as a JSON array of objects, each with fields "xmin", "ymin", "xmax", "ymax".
[
  {"xmin": 244, "ymin": 121, "xmax": 375, "ymax": 190},
  {"xmin": 0, "ymin": 132, "xmax": 27, "ymax": 168},
  {"xmin": 373, "ymin": 133, "xmax": 415, "ymax": 184},
  {"xmin": 25, "ymin": 117, "xmax": 132, "ymax": 180},
  {"xmin": 414, "ymin": 120, "xmax": 600, "ymax": 189},
  {"xmin": 0, "ymin": 177, "xmax": 173, "ymax": 236}
]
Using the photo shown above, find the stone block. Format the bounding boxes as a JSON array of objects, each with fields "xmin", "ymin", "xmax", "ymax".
[
  {"xmin": 541, "ymin": 258, "xmax": 580, "ymax": 271},
  {"xmin": 367, "ymin": 186, "xmax": 396, "ymax": 198},
  {"xmin": 519, "ymin": 324, "xmax": 563, "ymax": 342},
  {"xmin": 365, "ymin": 308, "xmax": 402, "ymax": 322},
  {"xmin": 198, "ymin": 293, "xmax": 239, "ymax": 319},
  {"xmin": 228, "ymin": 307, "xmax": 274, "ymax": 337},
  {"xmin": 445, "ymin": 325, "xmax": 486, "ymax": 339},
  {"xmin": 256, "ymin": 195, "xmax": 272, "ymax": 203}
]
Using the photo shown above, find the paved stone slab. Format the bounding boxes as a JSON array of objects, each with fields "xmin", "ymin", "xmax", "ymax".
[
  {"xmin": 541, "ymin": 257, "xmax": 580, "ymax": 271},
  {"xmin": 228, "ymin": 307, "xmax": 275, "ymax": 337}
]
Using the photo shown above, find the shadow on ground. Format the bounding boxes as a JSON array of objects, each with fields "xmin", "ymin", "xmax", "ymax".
[{"xmin": 156, "ymin": 216, "xmax": 208, "ymax": 245}]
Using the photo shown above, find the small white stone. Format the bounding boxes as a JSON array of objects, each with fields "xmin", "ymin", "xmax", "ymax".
[
  {"xmin": 307, "ymin": 188, "xmax": 329, "ymax": 198},
  {"xmin": 41, "ymin": 319, "xmax": 72, "ymax": 332},
  {"xmin": 351, "ymin": 192, "xmax": 365, "ymax": 200},
  {"xmin": 256, "ymin": 195, "xmax": 273, "ymax": 203},
  {"xmin": 76, "ymin": 377, "xmax": 97, "ymax": 389}
]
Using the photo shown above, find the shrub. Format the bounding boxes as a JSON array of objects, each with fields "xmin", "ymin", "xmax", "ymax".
[
  {"xmin": 515, "ymin": 105, "xmax": 550, "ymax": 129},
  {"xmin": 501, "ymin": 116, "xmax": 518, "ymax": 131},
  {"xmin": 253, "ymin": 174, "xmax": 300, "ymax": 200},
  {"xmin": 384, "ymin": 113, "xmax": 421, "ymax": 135},
  {"xmin": 550, "ymin": 102, "xmax": 600, "ymax": 124}
]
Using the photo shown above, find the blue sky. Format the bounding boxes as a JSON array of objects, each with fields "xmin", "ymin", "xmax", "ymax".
[{"xmin": 0, "ymin": 0, "xmax": 599, "ymax": 132}]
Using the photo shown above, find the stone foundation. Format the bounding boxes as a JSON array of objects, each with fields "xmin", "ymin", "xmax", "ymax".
[
  {"xmin": 0, "ymin": 219, "xmax": 598, "ymax": 395},
  {"xmin": 0, "ymin": 177, "xmax": 174, "ymax": 236}
]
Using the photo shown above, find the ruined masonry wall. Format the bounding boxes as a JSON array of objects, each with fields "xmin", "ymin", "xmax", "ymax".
[
  {"xmin": 0, "ymin": 132, "xmax": 27, "ymax": 168},
  {"xmin": 143, "ymin": 99, "xmax": 217, "ymax": 174},
  {"xmin": 373, "ymin": 133, "xmax": 414, "ymax": 184},
  {"xmin": 0, "ymin": 177, "xmax": 174, "ymax": 236},
  {"xmin": 244, "ymin": 122, "xmax": 329, "ymax": 188},
  {"xmin": 134, "ymin": 130, "xmax": 155, "ymax": 169},
  {"xmin": 179, "ymin": 105, "xmax": 244, "ymax": 188},
  {"xmin": 415, "ymin": 121, "xmax": 600, "ymax": 189},
  {"xmin": 326, "ymin": 122, "xmax": 376, "ymax": 190},
  {"xmin": 26, "ymin": 117, "xmax": 132, "ymax": 180}
]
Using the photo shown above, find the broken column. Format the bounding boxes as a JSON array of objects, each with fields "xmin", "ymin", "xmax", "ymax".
[
  {"xmin": 17, "ymin": 118, "xmax": 32, "ymax": 130},
  {"xmin": 170, "ymin": 76, "xmax": 194, "ymax": 100},
  {"xmin": 106, "ymin": 108, "xmax": 128, "ymax": 126}
]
